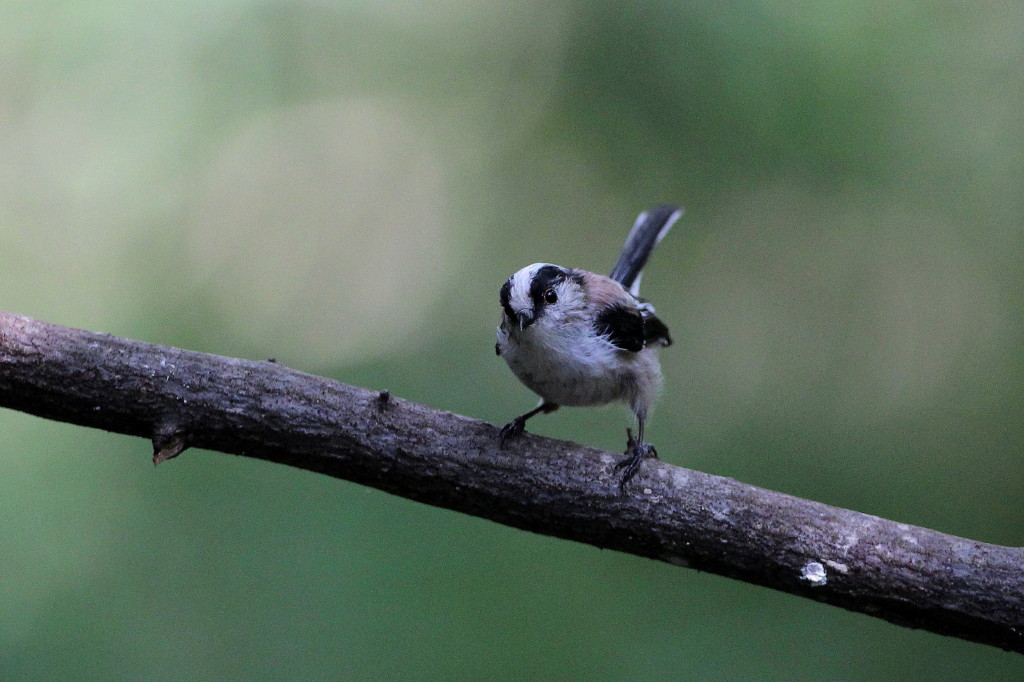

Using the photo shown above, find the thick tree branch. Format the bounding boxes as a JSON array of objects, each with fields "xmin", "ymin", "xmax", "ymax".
[{"xmin": 0, "ymin": 311, "xmax": 1021, "ymax": 652}]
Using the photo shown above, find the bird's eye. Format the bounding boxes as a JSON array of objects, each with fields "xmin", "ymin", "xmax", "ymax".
[{"xmin": 543, "ymin": 288, "xmax": 558, "ymax": 304}]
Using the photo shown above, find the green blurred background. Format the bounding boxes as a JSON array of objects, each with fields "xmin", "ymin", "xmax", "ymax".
[{"xmin": 2, "ymin": 1, "xmax": 1023, "ymax": 679}]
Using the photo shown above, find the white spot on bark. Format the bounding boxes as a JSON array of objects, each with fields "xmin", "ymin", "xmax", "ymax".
[{"xmin": 801, "ymin": 561, "xmax": 827, "ymax": 586}]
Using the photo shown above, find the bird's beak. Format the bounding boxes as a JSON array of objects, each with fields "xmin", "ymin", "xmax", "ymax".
[{"xmin": 516, "ymin": 312, "xmax": 534, "ymax": 330}]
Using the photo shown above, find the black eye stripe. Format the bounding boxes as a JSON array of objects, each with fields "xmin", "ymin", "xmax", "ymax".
[
  {"xmin": 529, "ymin": 266, "xmax": 582, "ymax": 306},
  {"xmin": 528, "ymin": 265, "xmax": 564, "ymax": 303},
  {"xmin": 499, "ymin": 279, "xmax": 515, "ymax": 318}
]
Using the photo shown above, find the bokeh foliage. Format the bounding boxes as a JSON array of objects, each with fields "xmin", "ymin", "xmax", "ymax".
[{"xmin": 2, "ymin": 2, "xmax": 1022, "ymax": 679}]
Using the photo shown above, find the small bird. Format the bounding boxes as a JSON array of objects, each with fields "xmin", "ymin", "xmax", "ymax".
[{"xmin": 495, "ymin": 206, "xmax": 683, "ymax": 491}]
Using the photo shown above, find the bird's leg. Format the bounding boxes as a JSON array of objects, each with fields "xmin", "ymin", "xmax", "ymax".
[
  {"xmin": 614, "ymin": 417, "xmax": 658, "ymax": 492},
  {"xmin": 499, "ymin": 402, "xmax": 559, "ymax": 445}
]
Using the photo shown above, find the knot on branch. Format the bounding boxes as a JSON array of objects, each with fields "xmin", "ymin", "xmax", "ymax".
[{"xmin": 152, "ymin": 422, "xmax": 190, "ymax": 465}]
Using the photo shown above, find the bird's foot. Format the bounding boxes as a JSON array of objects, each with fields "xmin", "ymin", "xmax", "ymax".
[
  {"xmin": 499, "ymin": 417, "xmax": 527, "ymax": 446},
  {"xmin": 499, "ymin": 403, "xmax": 558, "ymax": 447},
  {"xmin": 614, "ymin": 429, "xmax": 659, "ymax": 492}
]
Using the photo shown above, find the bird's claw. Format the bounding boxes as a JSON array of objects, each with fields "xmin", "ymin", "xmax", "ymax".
[
  {"xmin": 614, "ymin": 429, "xmax": 658, "ymax": 492},
  {"xmin": 499, "ymin": 417, "xmax": 526, "ymax": 446}
]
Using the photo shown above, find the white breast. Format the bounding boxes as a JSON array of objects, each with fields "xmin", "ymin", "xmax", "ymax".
[{"xmin": 497, "ymin": 316, "xmax": 662, "ymax": 413}]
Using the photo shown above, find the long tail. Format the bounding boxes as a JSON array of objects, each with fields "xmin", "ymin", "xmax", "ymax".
[{"xmin": 609, "ymin": 205, "xmax": 684, "ymax": 296}]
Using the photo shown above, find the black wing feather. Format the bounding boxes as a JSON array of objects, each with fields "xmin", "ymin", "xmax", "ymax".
[
  {"xmin": 595, "ymin": 304, "xmax": 673, "ymax": 352},
  {"xmin": 643, "ymin": 312, "xmax": 672, "ymax": 347},
  {"xmin": 594, "ymin": 305, "xmax": 645, "ymax": 352}
]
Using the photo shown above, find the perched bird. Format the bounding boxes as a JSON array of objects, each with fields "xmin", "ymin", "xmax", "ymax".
[{"xmin": 495, "ymin": 206, "xmax": 683, "ymax": 491}]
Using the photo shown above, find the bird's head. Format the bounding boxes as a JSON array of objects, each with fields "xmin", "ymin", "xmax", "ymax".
[{"xmin": 499, "ymin": 263, "xmax": 587, "ymax": 333}]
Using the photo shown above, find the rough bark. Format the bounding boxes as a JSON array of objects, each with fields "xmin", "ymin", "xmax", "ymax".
[{"xmin": 0, "ymin": 311, "xmax": 1021, "ymax": 652}]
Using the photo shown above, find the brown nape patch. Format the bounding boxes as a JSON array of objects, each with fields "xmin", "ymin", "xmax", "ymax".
[{"xmin": 582, "ymin": 271, "xmax": 631, "ymax": 308}]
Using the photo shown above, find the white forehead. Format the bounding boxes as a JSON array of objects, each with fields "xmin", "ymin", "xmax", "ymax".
[
  {"xmin": 511, "ymin": 263, "xmax": 553, "ymax": 289},
  {"xmin": 508, "ymin": 262, "xmax": 553, "ymax": 310}
]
